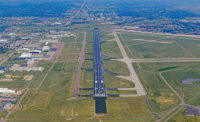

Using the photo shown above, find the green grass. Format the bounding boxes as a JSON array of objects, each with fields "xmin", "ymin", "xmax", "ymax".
[
  {"xmin": 190, "ymin": 95, "xmax": 200, "ymax": 106},
  {"xmin": 100, "ymin": 34, "xmax": 114, "ymax": 42},
  {"xmin": 158, "ymin": 66, "xmax": 181, "ymax": 72},
  {"xmin": 173, "ymin": 37, "xmax": 200, "ymax": 57},
  {"xmin": 136, "ymin": 62, "xmax": 200, "ymax": 108},
  {"xmin": 80, "ymin": 70, "xmax": 93, "ymax": 88},
  {"xmin": 40, "ymin": 74, "xmax": 73, "ymax": 90},
  {"xmin": 52, "ymin": 62, "xmax": 78, "ymax": 72},
  {"xmin": 104, "ymin": 97, "xmax": 154, "ymax": 121},
  {"xmin": 118, "ymin": 90, "xmax": 137, "ymax": 94},
  {"xmin": 101, "ymin": 40, "xmax": 123, "ymax": 59},
  {"xmin": 37, "ymin": 62, "xmax": 53, "ymax": 72},
  {"xmin": 118, "ymin": 31, "xmax": 200, "ymax": 58},
  {"xmin": 103, "ymin": 60, "xmax": 129, "ymax": 76},
  {"xmin": 9, "ymin": 91, "xmax": 95, "ymax": 119},
  {"xmin": 105, "ymin": 74, "xmax": 134, "ymax": 88},
  {"xmin": 60, "ymin": 43, "xmax": 76, "ymax": 54},
  {"xmin": 139, "ymin": 62, "xmax": 183, "ymax": 72},
  {"xmin": 58, "ymin": 54, "xmax": 79, "ymax": 61},
  {"xmin": 163, "ymin": 66, "xmax": 200, "ymax": 103},
  {"xmin": 61, "ymin": 36, "xmax": 76, "ymax": 42},
  {"xmin": 0, "ymin": 111, "xmax": 7, "ymax": 118},
  {"xmin": 29, "ymin": 74, "xmax": 46, "ymax": 89},
  {"xmin": 0, "ymin": 81, "xmax": 27, "ymax": 90},
  {"xmin": 133, "ymin": 63, "xmax": 180, "ymax": 113},
  {"xmin": 168, "ymin": 107, "xmax": 200, "ymax": 122}
]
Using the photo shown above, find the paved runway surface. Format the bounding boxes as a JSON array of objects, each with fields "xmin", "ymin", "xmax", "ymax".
[
  {"xmin": 93, "ymin": 28, "xmax": 106, "ymax": 97},
  {"xmin": 93, "ymin": 28, "xmax": 107, "ymax": 113}
]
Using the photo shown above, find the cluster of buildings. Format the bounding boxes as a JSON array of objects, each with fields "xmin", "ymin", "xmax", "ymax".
[
  {"xmin": 9, "ymin": 64, "xmax": 44, "ymax": 72},
  {"xmin": 46, "ymin": 31, "xmax": 76, "ymax": 39},
  {"xmin": 0, "ymin": 88, "xmax": 17, "ymax": 111},
  {"xmin": 8, "ymin": 43, "xmax": 51, "ymax": 72},
  {"xmin": 17, "ymin": 46, "xmax": 49, "ymax": 60}
]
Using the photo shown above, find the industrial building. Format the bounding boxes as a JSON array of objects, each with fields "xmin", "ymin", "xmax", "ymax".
[
  {"xmin": 181, "ymin": 79, "xmax": 200, "ymax": 84},
  {"xmin": 0, "ymin": 88, "xmax": 15, "ymax": 94},
  {"xmin": 40, "ymin": 39, "xmax": 58, "ymax": 43},
  {"xmin": 9, "ymin": 64, "xmax": 44, "ymax": 72},
  {"xmin": 0, "ymin": 67, "xmax": 5, "ymax": 73},
  {"xmin": 27, "ymin": 59, "xmax": 35, "ymax": 66},
  {"xmin": 0, "ymin": 39, "xmax": 7, "ymax": 43},
  {"xmin": 0, "ymin": 102, "xmax": 12, "ymax": 111},
  {"xmin": 42, "ymin": 46, "xmax": 50, "ymax": 52},
  {"xmin": 19, "ymin": 53, "xmax": 32, "ymax": 59},
  {"xmin": 18, "ymin": 48, "xmax": 30, "ymax": 53},
  {"xmin": 30, "ymin": 50, "xmax": 41, "ymax": 54}
]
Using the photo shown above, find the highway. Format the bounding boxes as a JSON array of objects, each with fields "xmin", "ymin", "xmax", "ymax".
[{"xmin": 93, "ymin": 28, "xmax": 106, "ymax": 97}]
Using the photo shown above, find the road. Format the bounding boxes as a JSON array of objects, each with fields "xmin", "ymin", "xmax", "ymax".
[
  {"xmin": 67, "ymin": 0, "xmax": 87, "ymax": 25},
  {"xmin": 93, "ymin": 28, "xmax": 106, "ymax": 97},
  {"xmin": 73, "ymin": 32, "xmax": 87, "ymax": 97},
  {"xmin": 113, "ymin": 31, "xmax": 146, "ymax": 97}
]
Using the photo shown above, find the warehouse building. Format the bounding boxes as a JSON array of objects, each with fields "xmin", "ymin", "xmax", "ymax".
[
  {"xmin": 30, "ymin": 50, "xmax": 41, "ymax": 54},
  {"xmin": 18, "ymin": 48, "xmax": 30, "ymax": 53},
  {"xmin": 181, "ymin": 79, "xmax": 200, "ymax": 84},
  {"xmin": 42, "ymin": 46, "xmax": 50, "ymax": 52},
  {"xmin": 0, "ymin": 67, "xmax": 5, "ymax": 73},
  {"xmin": 0, "ymin": 88, "xmax": 15, "ymax": 94}
]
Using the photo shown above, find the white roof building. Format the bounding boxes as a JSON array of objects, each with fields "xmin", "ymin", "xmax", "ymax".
[
  {"xmin": 0, "ymin": 39, "xmax": 7, "ymax": 43},
  {"xmin": 20, "ymin": 53, "xmax": 32, "ymax": 58},
  {"xmin": 42, "ymin": 46, "xmax": 50, "ymax": 52},
  {"xmin": 30, "ymin": 50, "xmax": 41, "ymax": 54},
  {"xmin": 18, "ymin": 48, "xmax": 30, "ymax": 53},
  {"xmin": 0, "ymin": 88, "xmax": 15, "ymax": 94}
]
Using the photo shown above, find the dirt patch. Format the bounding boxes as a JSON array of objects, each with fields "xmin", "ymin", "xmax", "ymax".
[
  {"xmin": 5, "ymin": 74, "xmax": 12, "ymax": 79},
  {"xmin": 66, "ymin": 118, "xmax": 73, "ymax": 120},
  {"xmin": 120, "ymin": 83, "xmax": 125, "ymax": 85},
  {"xmin": 159, "ymin": 41, "xmax": 173, "ymax": 44},
  {"xmin": 0, "ymin": 79, "xmax": 13, "ymax": 81},
  {"xmin": 24, "ymin": 75, "xmax": 34, "ymax": 81},
  {"xmin": 156, "ymin": 96, "xmax": 174, "ymax": 103},
  {"xmin": 0, "ymin": 74, "xmax": 13, "ymax": 81},
  {"xmin": 50, "ymin": 42, "xmax": 65, "ymax": 61}
]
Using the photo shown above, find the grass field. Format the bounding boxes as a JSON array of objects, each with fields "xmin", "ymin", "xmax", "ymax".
[
  {"xmin": 29, "ymin": 74, "xmax": 46, "ymax": 89},
  {"xmin": 118, "ymin": 32, "xmax": 200, "ymax": 58},
  {"xmin": 162, "ymin": 63, "xmax": 200, "ymax": 103},
  {"xmin": 8, "ymin": 95, "xmax": 154, "ymax": 122},
  {"xmin": 103, "ymin": 60, "xmax": 129, "ymax": 76},
  {"xmin": 168, "ymin": 107, "xmax": 200, "ymax": 122},
  {"xmin": 4, "ymin": 25, "xmax": 200, "ymax": 121},
  {"xmin": 135, "ymin": 62, "xmax": 200, "ymax": 112},
  {"xmin": 52, "ymin": 62, "xmax": 78, "ymax": 72},
  {"xmin": 133, "ymin": 63, "xmax": 180, "ymax": 113},
  {"xmin": 40, "ymin": 74, "xmax": 74, "ymax": 91},
  {"xmin": 101, "ymin": 41, "xmax": 123, "ymax": 59},
  {"xmin": 105, "ymin": 74, "xmax": 134, "ymax": 88},
  {"xmin": 0, "ymin": 111, "xmax": 7, "ymax": 118},
  {"xmin": 37, "ymin": 62, "xmax": 54, "ymax": 72},
  {"xmin": 0, "ymin": 81, "xmax": 27, "ymax": 90},
  {"xmin": 104, "ymin": 97, "xmax": 154, "ymax": 121}
]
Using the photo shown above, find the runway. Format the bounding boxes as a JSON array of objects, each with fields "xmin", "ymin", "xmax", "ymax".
[
  {"xmin": 93, "ymin": 28, "xmax": 107, "ymax": 113},
  {"xmin": 93, "ymin": 28, "xmax": 106, "ymax": 97}
]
